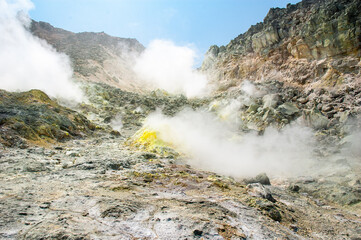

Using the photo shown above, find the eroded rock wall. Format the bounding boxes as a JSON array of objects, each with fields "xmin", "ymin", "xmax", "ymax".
[{"xmin": 202, "ymin": 0, "xmax": 361, "ymax": 90}]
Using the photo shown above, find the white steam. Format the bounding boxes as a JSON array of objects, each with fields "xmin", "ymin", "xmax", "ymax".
[
  {"xmin": 144, "ymin": 109, "xmax": 315, "ymax": 177},
  {"xmin": 110, "ymin": 114, "xmax": 123, "ymax": 132},
  {"xmin": 133, "ymin": 40, "xmax": 209, "ymax": 98},
  {"xmin": 0, "ymin": 0, "xmax": 83, "ymax": 102},
  {"xmin": 241, "ymin": 80, "xmax": 260, "ymax": 96},
  {"xmin": 348, "ymin": 131, "xmax": 361, "ymax": 158}
]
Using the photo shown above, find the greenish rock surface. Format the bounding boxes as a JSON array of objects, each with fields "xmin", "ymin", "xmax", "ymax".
[
  {"xmin": 0, "ymin": 89, "xmax": 95, "ymax": 148},
  {"xmin": 277, "ymin": 102, "xmax": 299, "ymax": 116}
]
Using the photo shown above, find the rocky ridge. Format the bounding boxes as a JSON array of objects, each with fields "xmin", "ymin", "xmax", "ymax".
[
  {"xmin": 31, "ymin": 21, "xmax": 145, "ymax": 92},
  {"xmin": 202, "ymin": 0, "xmax": 361, "ymax": 90}
]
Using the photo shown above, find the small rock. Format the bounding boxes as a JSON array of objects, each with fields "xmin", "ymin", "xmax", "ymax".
[
  {"xmin": 290, "ymin": 224, "xmax": 298, "ymax": 232},
  {"xmin": 142, "ymin": 152, "xmax": 157, "ymax": 160},
  {"xmin": 277, "ymin": 102, "xmax": 299, "ymax": 116},
  {"xmin": 322, "ymin": 104, "xmax": 333, "ymax": 112},
  {"xmin": 39, "ymin": 202, "xmax": 51, "ymax": 209},
  {"xmin": 298, "ymin": 97, "xmax": 308, "ymax": 104},
  {"xmin": 303, "ymin": 109, "xmax": 329, "ymax": 129},
  {"xmin": 110, "ymin": 130, "xmax": 121, "ymax": 137},
  {"xmin": 268, "ymin": 208, "xmax": 282, "ymax": 222},
  {"xmin": 24, "ymin": 163, "xmax": 47, "ymax": 172},
  {"xmin": 80, "ymin": 164, "xmax": 95, "ymax": 170},
  {"xmin": 107, "ymin": 163, "xmax": 122, "ymax": 170},
  {"xmin": 66, "ymin": 151, "xmax": 80, "ymax": 157},
  {"xmin": 246, "ymin": 183, "xmax": 276, "ymax": 202},
  {"xmin": 288, "ymin": 184, "xmax": 300, "ymax": 192},
  {"xmin": 301, "ymin": 177, "xmax": 316, "ymax": 184},
  {"xmin": 349, "ymin": 179, "xmax": 361, "ymax": 187},
  {"xmin": 193, "ymin": 230, "xmax": 203, "ymax": 236},
  {"xmin": 244, "ymin": 173, "xmax": 271, "ymax": 185}
]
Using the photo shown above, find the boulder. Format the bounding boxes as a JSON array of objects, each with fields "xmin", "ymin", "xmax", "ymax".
[
  {"xmin": 303, "ymin": 108, "xmax": 329, "ymax": 130},
  {"xmin": 244, "ymin": 173, "xmax": 271, "ymax": 185},
  {"xmin": 246, "ymin": 183, "xmax": 276, "ymax": 203},
  {"xmin": 277, "ymin": 102, "xmax": 299, "ymax": 116}
]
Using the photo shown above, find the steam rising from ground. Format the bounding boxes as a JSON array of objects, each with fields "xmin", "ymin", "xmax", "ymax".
[
  {"xmin": 347, "ymin": 131, "xmax": 361, "ymax": 157},
  {"xmin": 0, "ymin": 0, "xmax": 83, "ymax": 102},
  {"xmin": 110, "ymin": 114, "xmax": 123, "ymax": 132},
  {"xmin": 144, "ymin": 109, "xmax": 315, "ymax": 177},
  {"xmin": 133, "ymin": 40, "xmax": 209, "ymax": 98}
]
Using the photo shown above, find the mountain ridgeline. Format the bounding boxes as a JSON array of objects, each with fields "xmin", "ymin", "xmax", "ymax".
[
  {"xmin": 30, "ymin": 20, "xmax": 145, "ymax": 92},
  {"xmin": 202, "ymin": 0, "xmax": 361, "ymax": 90}
]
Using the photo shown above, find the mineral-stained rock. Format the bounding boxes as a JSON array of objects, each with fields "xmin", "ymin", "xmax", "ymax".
[
  {"xmin": 277, "ymin": 102, "xmax": 299, "ymax": 116},
  {"xmin": 0, "ymin": 89, "xmax": 95, "ymax": 147},
  {"xmin": 0, "ymin": 1, "xmax": 359, "ymax": 239},
  {"xmin": 202, "ymin": 0, "xmax": 361, "ymax": 89}
]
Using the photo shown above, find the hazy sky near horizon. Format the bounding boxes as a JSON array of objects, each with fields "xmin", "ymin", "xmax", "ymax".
[{"xmin": 30, "ymin": 0, "xmax": 301, "ymax": 56}]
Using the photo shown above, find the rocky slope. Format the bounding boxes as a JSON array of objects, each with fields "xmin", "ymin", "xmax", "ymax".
[
  {"xmin": 79, "ymin": 83, "xmax": 209, "ymax": 131},
  {"xmin": 0, "ymin": 89, "xmax": 96, "ymax": 148},
  {"xmin": 30, "ymin": 21, "xmax": 145, "ymax": 92},
  {"xmin": 1, "ymin": 81, "xmax": 360, "ymax": 239},
  {"xmin": 202, "ymin": 0, "xmax": 361, "ymax": 90},
  {"xmin": 1, "ymin": 0, "xmax": 361, "ymax": 239}
]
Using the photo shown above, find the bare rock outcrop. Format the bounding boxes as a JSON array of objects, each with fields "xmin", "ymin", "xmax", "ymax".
[
  {"xmin": 0, "ymin": 89, "xmax": 96, "ymax": 148},
  {"xmin": 202, "ymin": 0, "xmax": 361, "ymax": 90}
]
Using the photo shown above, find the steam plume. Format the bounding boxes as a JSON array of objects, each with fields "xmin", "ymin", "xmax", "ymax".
[
  {"xmin": 144, "ymin": 109, "xmax": 315, "ymax": 177},
  {"xmin": 0, "ymin": 0, "xmax": 83, "ymax": 102},
  {"xmin": 133, "ymin": 40, "xmax": 209, "ymax": 98}
]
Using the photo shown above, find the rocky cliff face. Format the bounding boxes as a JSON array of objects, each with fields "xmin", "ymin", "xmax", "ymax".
[
  {"xmin": 30, "ymin": 21, "xmax": 145, "ymax": 92},
  {"xmin": 202, "ymin": 0, "xmax": 361, "ymax": 90}
]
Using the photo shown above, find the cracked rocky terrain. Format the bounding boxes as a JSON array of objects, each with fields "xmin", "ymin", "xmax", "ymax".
[
  {"xmin": 1, "ymin": 80, "xmax": 360, "ymax": 239},
  {"xmin": 1, "ymin": 0, "xmax": 361, "ymax": 239},
  {"xmin": 1, "ymin": 131, "xmax": 360, "ymax": 239}
]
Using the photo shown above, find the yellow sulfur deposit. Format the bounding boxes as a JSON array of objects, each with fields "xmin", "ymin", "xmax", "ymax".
[{"xmin": 129, "ymin": 127, "xmax": 179, "ymax": 158}]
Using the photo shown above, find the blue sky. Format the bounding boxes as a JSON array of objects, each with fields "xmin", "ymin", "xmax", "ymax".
[{"xmin": 30, "ymin": 0, "xmax": 301, "ymax": 56}]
